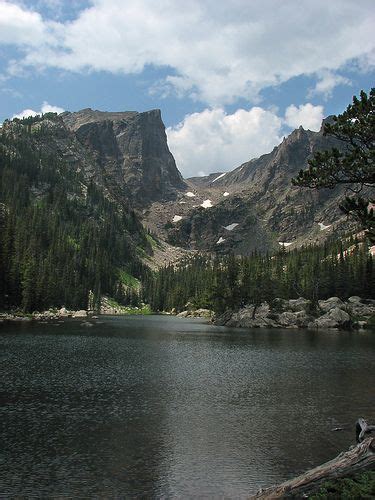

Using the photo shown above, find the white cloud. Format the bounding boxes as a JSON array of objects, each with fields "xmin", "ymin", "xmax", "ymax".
[
  {"xmin": 167, "ymin": 107, "xmax": 283, "ymax": 177},
  {"xmin": 309, "ymin": 70, "xmax": 351, "ymax": 98},
  {"xmin": 12, "ymin": 101, "xmax": 64, "ymax": 119},
  {"xmin": 40, "ymin": 101, "xmax": 65, "ymax": 114},
  {"xmin": 284, "ymin": 103, "xmax": 324, "ymax": 131},
  {"xmin": 167, "ymin": 102, "xmax": 325, "ymax": 177},
  {"xmin": 0, "ymin": 1, "xmax": 52, "ymax": 46},
  {"xmin": 1, "ymin": 0, "xmax": 374, "ymax": 105}
]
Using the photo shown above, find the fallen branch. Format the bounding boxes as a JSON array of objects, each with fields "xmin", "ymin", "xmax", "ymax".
[
  {"xmin": 253, "ymin": 419, "xmax": 375, "ymax": 499},
  {"xmin": 356, "ymin": 417, "xmax": 375, "ymax": 443}
]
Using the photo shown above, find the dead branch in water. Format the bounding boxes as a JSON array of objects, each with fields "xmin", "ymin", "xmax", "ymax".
[{"xmin": 253, "ymin": 419, "xmax": 375, "ymax": 499}]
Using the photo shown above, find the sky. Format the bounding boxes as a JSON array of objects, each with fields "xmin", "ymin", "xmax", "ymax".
[{"xmin": 0, "ymin": 0, "xmax": 374, "ymax": 178}]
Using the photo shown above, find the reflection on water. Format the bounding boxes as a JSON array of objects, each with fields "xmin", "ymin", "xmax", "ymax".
[{"xmin": 1, "ymin": 316, "xmax": 374, "ymax": 497}]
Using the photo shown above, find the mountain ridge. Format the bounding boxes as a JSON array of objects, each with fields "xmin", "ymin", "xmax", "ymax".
[{"xmin": 143, "ymin": 117, "xmax": 352, "ymax": 254}]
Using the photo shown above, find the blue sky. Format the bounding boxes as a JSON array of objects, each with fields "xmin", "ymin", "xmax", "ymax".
[{"xmin": 0, "ymin": 0, "xmax": 374, "ymax": 177}]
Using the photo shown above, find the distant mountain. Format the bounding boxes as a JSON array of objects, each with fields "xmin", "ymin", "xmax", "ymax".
[{"xmin": 154, "ymin": 119, "xmax": 353, "ymax": 254}]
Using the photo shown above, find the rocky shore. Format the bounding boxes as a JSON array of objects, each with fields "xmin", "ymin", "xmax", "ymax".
[
  {"xmin": 213, "ymin": 296, "xmax": 375, "ymax": 330},
  {"xmin": 0, "ymin": 307, "xmax": 91, "ymax": 324},
  {"xmin": 176, "ymin": 308, "xmax": 214, "ymax": 319},
  {"xmin": 0, "ymin": 299, "xmax": 150, "ymax": 325}
]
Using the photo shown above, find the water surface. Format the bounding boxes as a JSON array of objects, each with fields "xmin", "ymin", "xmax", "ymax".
[{"xmin": 1, "ymin": 316, "xmax": 374, "ymax": 497}]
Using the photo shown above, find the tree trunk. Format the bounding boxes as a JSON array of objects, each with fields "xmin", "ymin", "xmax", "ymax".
[{"xmin": 252, "ymin": 421, "xmax": 375, "ymax": 499}]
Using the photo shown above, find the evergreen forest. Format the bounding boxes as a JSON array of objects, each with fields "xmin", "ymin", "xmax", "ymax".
[
  {"xmin": 0, "ymin": 115, "xmax": 151, "ymax": 312},
  {"xmin": 144, "ymin": 238, "xmax": 374, "ymax": 314}
]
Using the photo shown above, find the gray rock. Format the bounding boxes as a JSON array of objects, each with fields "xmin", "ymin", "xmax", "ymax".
[
  {"xmin": 310, "ymin": 307, "xmax": 351, "ymax": 329},
  {"xmin": 73, "ymin": 310, "xmax": 88, "ymax": 318},
  {"xmin": 192, "ymin": 308, "xmax": 213, "ymax": 318},
  {"xmin": 287, "ymin": 297, "xmax": 311, "ymax": 312},
  {"xmin": 357, "ymin": 321, "xmax": 367, "ymax": 330},
  {"xmin": 213, "ymin": 310, "xmax": 233, "ymax": 326},
  {"xmin": 277, "ymin": 311, "xmax": 299, "ymax": 327},
  {"xmin": 348, "ymin": 296, "xmax": 362, "ymax": 303},
  {"xmin": 177, "ymin": 310, "xmax": 189, "ymax": 317},
  {"xmin": 347, "ymin": 301, "xmax": 375, "ymax": 318},
  {"xmin": 294, "ymin": 311, "xmax": 313, "ymax": 328},
  {"xmin": 58, "ymin": 307, "xmax": 70, "ymax": 317},
  {"xmin": 318, "ymin": 297, "xmax": 345, "ymax": 313},
  {"xmin": 276, "ymin": 310, "xmax": 312, "ymax": 328}
]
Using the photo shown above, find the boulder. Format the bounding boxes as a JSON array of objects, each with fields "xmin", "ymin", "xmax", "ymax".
[
  {"xmin": 318, "ymin": 297, "xmax": 345, "ymax": 313},
  {"xmin": 287, "ymin": 297, "xmax": 311, "ymax": 312},
  {"xmin": 277, "ymin": 311, "xmax": 299, "ymax": 327},
  {"xmin": 348, "ymin": 296, "xmax": 362, "ymax": 303},
  {"xmin": 309, "ymin": 307, "xmax": 351, "ymax": 329},
  {"xmin": 294, "ymin": 310, "xmax": 313, "ymax": 328},
  {"xmin": 193, "ymin": 308, "xmax": 213, "ymax": 318},
  {"xmin": 213, "ymin": 310, "xmax": 233, "ymax": 326},
  {"xmin": 255, "ymin": 302, "xmax": 271, "ymax": 318},
  {"xmin": 276, "ymin": 310, "xmax": 312, "ymax": 328},
  {"xmin": 346, "ymin": 300, "xmax": 375, "ymax": 318},
  {"xmin": 357, "ymin": 321, "xmax": 367, "ymax": 330},
  {"xmin": 58, "ymin": 307, "xmax": 70, "ymax": 317},
  {"xmin": 72, "ymin": 310, "xmax": 87, "ymax": 318},
  {"xmin": 177, "ymin": 310, "xmax": 188, "ymax": 317}
]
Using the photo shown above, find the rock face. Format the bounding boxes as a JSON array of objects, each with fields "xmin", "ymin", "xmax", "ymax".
[
  {"xmin": 180, "ymin": 119, "xmax": 354, "ymax": 253},
  {"xmin": 61, "ymin": 108, "xmax": 185, "ymax": 206},
  {"xmin": 166, "ymin": 195, "xmax": 275, "ymax": 254}
]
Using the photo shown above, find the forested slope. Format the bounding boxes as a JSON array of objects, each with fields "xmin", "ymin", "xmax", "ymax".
[
  {"xmin": 0, "ymin": 115, "xmax": 151, "ymax": 312},
  {"xmin": 145, "ymin": 238, "xmax": 374, "ymax": 313}
]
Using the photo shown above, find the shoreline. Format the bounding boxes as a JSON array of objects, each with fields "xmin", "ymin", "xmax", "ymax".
[
  {"xmin": 172, "ymin": 296, "xmax": 375, "ymax": 331},
  {"xmin": 1, "ymin": 295, "xmax": 374, "ymax": 333}
]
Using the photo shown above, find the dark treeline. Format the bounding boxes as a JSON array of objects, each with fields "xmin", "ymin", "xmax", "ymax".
[
  {"xmin": 144, "ymin": 238, "xmax": 374, "ymax": 313},
  {"xmin": 0, "ymin": 118, "xmax": 151, "ymax": 312}
]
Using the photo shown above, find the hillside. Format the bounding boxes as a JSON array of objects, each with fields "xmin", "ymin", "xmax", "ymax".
[
  {"xmin": 0, "ymin": 107, "xmax": 368, "ymax": 312},
  {"xmin": 0, "ymin": 112, "xmax": 160, "ymax": 311}
]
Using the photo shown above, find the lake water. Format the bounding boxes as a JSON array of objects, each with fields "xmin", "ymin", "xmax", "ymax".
[{"xmin": 1, "ymin": 315, "xmax": 374, "ymax": 498}]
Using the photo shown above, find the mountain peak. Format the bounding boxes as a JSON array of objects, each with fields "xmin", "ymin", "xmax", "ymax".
[{"xmin": 60, "ymin": 107, "xmax": 185, "ymax": 205}]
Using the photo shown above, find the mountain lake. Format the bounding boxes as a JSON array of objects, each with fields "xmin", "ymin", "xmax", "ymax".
[{"xmin": 1, "ymin": 315, "xmax": 374, "ymax": 497}]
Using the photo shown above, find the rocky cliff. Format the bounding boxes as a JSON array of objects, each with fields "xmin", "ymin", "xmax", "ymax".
[
  {"xmin": 4, "ymin": 109, "xmax": 358, "ymax": 261},
  {"xmin": 61, "ymin": 108, "xmax": 185, "ymax": 206},
  {"xmin": 161, "ymin": 120, "xmax": 353, "ymax": 254}
]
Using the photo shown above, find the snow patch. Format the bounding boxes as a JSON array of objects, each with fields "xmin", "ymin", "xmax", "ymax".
[
  {"xmin": 172, "ymin": 215, "xmax": 183, "ymax": 223},
  {"xmin": 224, "ymin": 223, "xmax": 239, "ymax": 231},
  {"xmin": 185, "ymin": 191, "xmax": 196, "ymax": 197},
  {"xmin": 318, "ymin": 222, "xmax": 331, "ymax": 231},
  {"xmin": 201, "ymin": 199, "xmax": 213, "ymax": 208},
  {"xmin": 216, "ymin": 237, "xmax": 226, "ymax": 244},
  {"xmin": 278, "ymin": 242, "xmax": 293, "ymax": 247},
  {"xmin": 212, "ymin": 172, "xmax": 226, "ymax": 183},
  {"xmin": 223, "ymin": 192, "xmax": 230, "ymax": 197}
]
